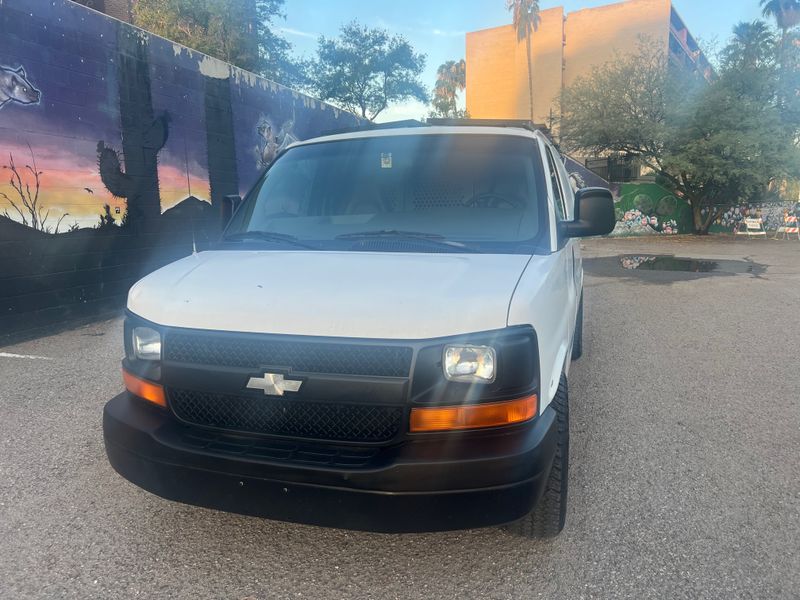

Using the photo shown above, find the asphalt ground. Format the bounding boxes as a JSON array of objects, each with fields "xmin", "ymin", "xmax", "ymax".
[{"xmin": 1, "ymin": 236, "xmax": 798, "ymax": 599}]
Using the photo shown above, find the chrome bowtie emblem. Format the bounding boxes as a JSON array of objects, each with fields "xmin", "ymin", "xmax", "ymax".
[{"xmin": 246, "ymin": 372, "xmax": 303, "ymax": 396}]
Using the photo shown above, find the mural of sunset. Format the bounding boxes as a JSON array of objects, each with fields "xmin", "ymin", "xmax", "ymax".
[
  {"xmin": 0, "ymin": 0, "xmax": 359, "ymax": 343},
  {"xmin": 0, "ymin": 0, "xmax": 354, "ymax": 231}
]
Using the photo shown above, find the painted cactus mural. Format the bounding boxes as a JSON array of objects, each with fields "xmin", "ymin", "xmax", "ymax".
[
  {"xmin": 204, "ymin": 75, "xmax": 239, "ymax": 209},
  {"xmin": 97, "ymin": 29, "xmax": 170, "ymax": 226},
  {"xmin": 0, "ymin": 0, "xmax": 361, "ymax": 343}
]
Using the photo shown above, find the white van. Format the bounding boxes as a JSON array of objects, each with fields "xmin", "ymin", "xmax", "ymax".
[{"xmin": 103, "ymin": 120, "xmax": 615, "ymax": 537}]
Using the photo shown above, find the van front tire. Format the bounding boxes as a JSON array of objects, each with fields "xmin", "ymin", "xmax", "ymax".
[{"xmin": 505, "ymin": 374, "xmax": 569, "ymax": 539}]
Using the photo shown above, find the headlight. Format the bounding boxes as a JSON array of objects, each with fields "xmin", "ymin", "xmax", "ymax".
[
  {"xmin": 443, "ymin": 345, "xmax": 496, "ymax": 383},
  {"xmin": 132, "ymin": 327, "xmax": 161, "ymax": 361}
]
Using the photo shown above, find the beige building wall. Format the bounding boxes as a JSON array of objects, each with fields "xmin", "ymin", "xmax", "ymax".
[
  {"xmin": 466, "ymin": 7, "xmax": 564, "ymax": 124},
  {"xmin": 564, "ymin": 0, "xmax": 671, "ymax": 88},
  {"xmin": 466, "ymin": 0, "xmax": 675, "ymax": 123}
]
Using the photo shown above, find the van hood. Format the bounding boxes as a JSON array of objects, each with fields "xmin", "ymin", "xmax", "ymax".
[{"xmin": 128, "ymin": 250, "xmax": 533, "ymax": 339}]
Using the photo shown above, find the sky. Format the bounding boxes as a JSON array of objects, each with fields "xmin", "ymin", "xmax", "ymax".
[{"xmin": 280, "ymin": 0, "xmax": 765, "ymax": 121}]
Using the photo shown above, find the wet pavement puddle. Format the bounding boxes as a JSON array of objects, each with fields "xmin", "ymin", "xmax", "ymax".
[
  {"xmin": 583, "ymin": 254, "xmax": 766, "ymax": 282},
  {"xmin": 618, "ymin": 255, "xmax": 758, "ymax": 274}
]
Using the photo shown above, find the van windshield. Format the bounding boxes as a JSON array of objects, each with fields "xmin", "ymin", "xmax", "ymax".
[{"xmin": 225, "ymin": 133, "xmax": 549, "ymax": 253}]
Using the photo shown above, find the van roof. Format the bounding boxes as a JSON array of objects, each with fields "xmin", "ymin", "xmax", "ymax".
[{"xmin": 289, "ymin": 122, "xmax": 551, "ymax": 150}]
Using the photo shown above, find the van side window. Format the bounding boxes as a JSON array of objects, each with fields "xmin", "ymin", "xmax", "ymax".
[{"xmin": 545, "ymin": 146, "xmax": 567, "ymax": 221}]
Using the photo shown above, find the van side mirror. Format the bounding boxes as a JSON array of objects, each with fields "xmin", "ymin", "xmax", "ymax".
[
  {"xmin": 562, "ymin": 187, "xmax": 615, "ymax": 238},
  {"xmin": 221, "ymin": 194, "xmax": 242, "ymax": 226}
]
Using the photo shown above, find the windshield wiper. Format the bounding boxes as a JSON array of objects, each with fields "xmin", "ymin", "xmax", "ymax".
[
  {"xmin": 223, "ymin": 230, "xmax": 317, "ymax": 249},
  {"xmin": 337, "ymin": 229, "xmax": 445, "ymax": 240},
  {"xmin": 335, "ymin": 229, "xmax": 477, "ymax": 252}
]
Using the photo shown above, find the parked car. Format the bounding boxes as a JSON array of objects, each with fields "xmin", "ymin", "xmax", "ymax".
[{"xmin": 103, "ymin": 120, "xmax": 615, "ymax": 537}]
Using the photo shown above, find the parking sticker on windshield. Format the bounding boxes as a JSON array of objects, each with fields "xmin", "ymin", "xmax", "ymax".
[{"xmin": 380, "ymin": 153, "xmax": 392, "ymax": 168}]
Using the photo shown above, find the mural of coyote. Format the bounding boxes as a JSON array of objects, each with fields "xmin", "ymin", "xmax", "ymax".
[{"xmin": 0, "ymin": 65, "xmax": 41, "ymax": 109}]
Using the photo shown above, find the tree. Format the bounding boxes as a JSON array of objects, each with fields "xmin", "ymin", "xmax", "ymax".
[
  {"xmin": 0, "ymin": 144, "xmax": 67, "ymax": 233},
  {"xmin": 761, "ymin": 1, "xmax": 800, "ymax": 126},
  {"xmin": 309, "ymin": 21, "xmax": 427, "ymax": 121},
  {"xmin": 429, "ymin": 59, "xmax": 467, "ymax": 118},
  {"xmin": 507, "ymin": 0, "xmax": 541, "ymax": 122},
  {"xmin": 760, "ymin": 0, "xmax": 800, "ymax": 31},
  {"xmin": 724, "ymin": 21, "xmax": 777, "ymax": 70},
  {"xmin": 778, "ymin": 28, "xmax": 800, "ymax": 125},
  {"xmin": 133, "ymin": 0, "xmax": 304, "ymax": 87},
  {"xmin": 561, "ymin": 38, "xmax": 800, "ymax": 234}
]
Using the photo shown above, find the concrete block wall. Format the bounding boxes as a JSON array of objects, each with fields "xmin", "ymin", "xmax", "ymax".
[{"xmin": 0, "ymin": 0, "xmax": 361, "ymax": 344}]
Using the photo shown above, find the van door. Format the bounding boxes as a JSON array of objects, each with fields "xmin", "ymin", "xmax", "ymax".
[
  {"xmin": 554, "ymin": 149, "xmax": 582, "ymax": 297},
  {"xmin": 544, "ymin": 144, "xmax": 579, "ymax": 353}
]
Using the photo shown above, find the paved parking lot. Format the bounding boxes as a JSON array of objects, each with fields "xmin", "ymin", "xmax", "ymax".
[{"xmin": 1, "ymin": 236, "xmax": 799, "ymax": 599}]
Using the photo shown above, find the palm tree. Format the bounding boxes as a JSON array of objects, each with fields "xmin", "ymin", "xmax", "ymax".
[
  {"xmin": 506, "ymin": 0, "xmax": 541, "ymax": 122},
  {"xmin": 431, "ymin": 59, "xmax": 467, "ymax": 117},
  {"xmin": 760, "ymin": 0, "xmax": 800, "ymax": 31},
  {"xmin": 726, "ymin": 20, "xmax": 776, "ymax": 69},
  {"xmin": 761, "ymin": 0, "xmax": 800, "ymax": 64},
  {"xmin": 760, "ymin": 0, "xmax": 799, "ymax": 105}
]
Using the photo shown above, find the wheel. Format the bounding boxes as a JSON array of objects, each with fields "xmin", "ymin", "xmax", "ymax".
[
  {"xmin": 571, "ymin": 294, "xmax": 583, "ymax": 361},
  {"xmin": 505, "ymin": 375, "xmax": 569, "ymax": 539}
]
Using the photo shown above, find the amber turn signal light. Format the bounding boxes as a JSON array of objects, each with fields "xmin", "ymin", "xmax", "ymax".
[
  {"xmin": 123, "ymin": 368, "xmax": 167, "ymax": 408},
  {"xmin": 409, "ymin": 395, "xmax": 537, "ymax": 433}
]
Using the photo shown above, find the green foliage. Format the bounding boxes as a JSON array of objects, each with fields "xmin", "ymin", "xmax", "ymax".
[
  {"xmin": 132, "ymin": 0, "xmax": 304, "ymax": 87},
  {"xmin": 777, "ymin": 29, "xmax": 800, "ymax": 126},
  {"xmin": 429, "ymin": 59, "xmax": 467, "ymax": 118},
  {"xmin": 760, "ymin": 0, "xmax": 800, "ymax": 31},
  {"xmin": 561, "ymin": 32, "xmax": 800, "ymax": 234},
  {"xmin": 723, "ymin": 21, "xmax": 777, "ymax": 70},
  {"xmin": 308, "ymin": 21, "xmax": 427, "ymax": 121}
]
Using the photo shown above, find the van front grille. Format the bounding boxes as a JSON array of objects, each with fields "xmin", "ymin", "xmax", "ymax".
[
  {"xmin": 168, "ymin": 388, "xmax": 404, "ymax": 443},
  {"xmin": 165, "ymin": 331, "xmax": 413, "ymax": 377}
]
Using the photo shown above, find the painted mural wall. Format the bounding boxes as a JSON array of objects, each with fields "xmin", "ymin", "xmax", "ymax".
[
  {"xmin": 567, "ymin": 157, "xmax": 798, "ymax": 236},
  {"xmin": 564, "ymin": 156, "xmax": 688, "ymax": 236},
  {"xmin": 611, "ymin": 182, "xmax": 691, "ymax": 236},
  {"xmin": 706, "ymin": 202, "xmax": 799, "ymax": 233},
  {"xmin": 0, "ymin": 0, "xmax": 360, "ymax": 343}
]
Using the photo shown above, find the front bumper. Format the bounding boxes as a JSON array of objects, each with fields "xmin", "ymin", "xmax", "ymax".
[{"xmin": 103, "ymin": 392, "xmax": 558, "ymax": 533}]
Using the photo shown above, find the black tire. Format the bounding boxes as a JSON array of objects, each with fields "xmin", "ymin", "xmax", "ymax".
[
  {"xmin": 505, "ymin": 375, "xmax": 569, "ymax": 539},
  {"xmin": 571, "ymin": 294, "xmax": 583, "ymax": 361}
]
